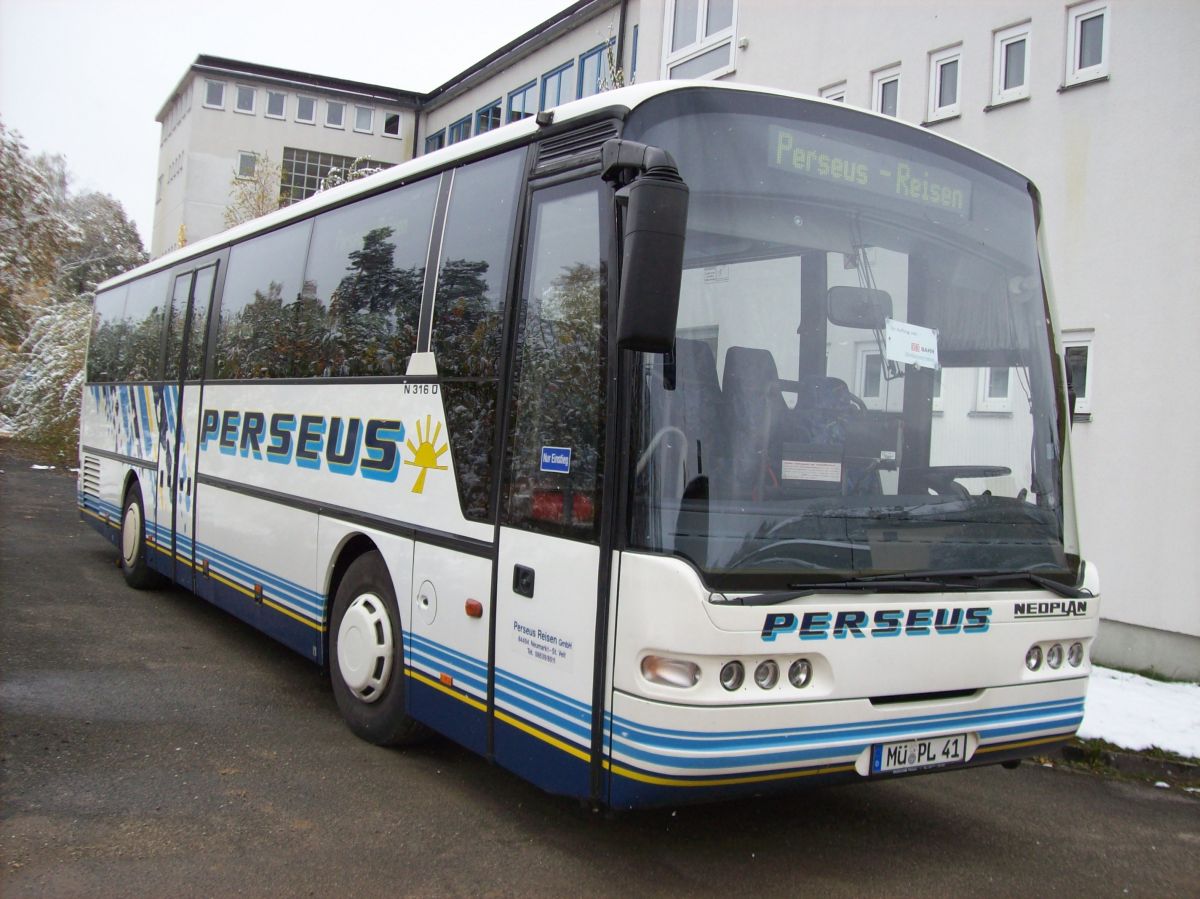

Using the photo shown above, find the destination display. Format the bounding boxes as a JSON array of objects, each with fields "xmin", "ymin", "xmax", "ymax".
[{"xmin": 767, "ymin": 123, "xmax": 972, "ymax": 218}]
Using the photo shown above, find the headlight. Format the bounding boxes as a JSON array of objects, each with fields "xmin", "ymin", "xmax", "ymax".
[
  {"xmin": 754, "ymin": 660, "xmax": 779, "ymax": 689},
  {"xmin": 640, "ymin": 655, "xmax": 700, "ymax": 688},
  {"xmin": 788, "ymin": 658, "xmax": 813, "ymax": 688},
  {"xmin": 1025, "ymin": 645, "xmax": 1043, "ymax": 671},
  {"xmin": 720, "ymin": 660, "xmax": 745, "ymax": 691}
]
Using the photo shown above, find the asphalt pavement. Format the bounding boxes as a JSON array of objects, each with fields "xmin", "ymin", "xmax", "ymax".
[{"xmin": 1, "ymin": 445, "xmax": 1197, "ymax": 897}]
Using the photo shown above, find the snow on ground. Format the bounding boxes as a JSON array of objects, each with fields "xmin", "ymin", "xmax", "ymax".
[{"xmin": 1080, "ymin": 666, "xmax": 1200, "ymax": 760}]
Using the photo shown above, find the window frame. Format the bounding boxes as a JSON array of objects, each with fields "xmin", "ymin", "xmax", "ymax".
[
  {"xmin": 325, "ymin": 100, "xmax": 346, "ymax": 130},
  {"xmin": 265, "ymin": 90, "xmax": 287, "ymax": 119},
  {"xmin": 507, "ymin": 81, "xmax": 537, "ymax": 122},
  {"xmin": 662, "ymin": 0, "xmax": 738, "ymax": 81},
  {"xmin": 447, "ymin": 116, "xmax": 472, "ymax": 145},
  {"xmin": 353, "ymin": 105, "xmax": 374, "ymax": 134},
  {"xmin": 424, "ymin": 130, "xmax": 446, "ymax": 154},
  {"xmin": 975, "ymin": 366, "xmax": 1014, "ymax": 414},
  {"xmin": 992, "ymin": 22, "xmax": 1031, "ymax": 105},
  {"xmin": 873, "ymin": 64, "xmax": 901, "ymax": 117},
  {"xmin": 578, "ymin": 42, "xmax": 608, "ymax": 99},
  {"xmin": 296, "ymin": 95, "xmax": 317, "ymax": 125},
  {"xmin": 1065, "ymin": 0, "xmax": 1110, "ymax": 86},
  {"xmin": 383, "ymin": 111, "xmax": 402, "ymax": 138},
  {"xmin": 1062, "ymin": 329, "xmax": 1094, "ymax": 417},
  {"xmin": 475, "ymin": 99, "xmax": 503, "ymax": 135},
  {"xmin": 234, "ymin": 84, "xmax": 256, "ymax": 115},
  {"xmin": 236, "ymin": 151, "xmax": 257, "ymax": 181},
  {"xmin": 820, "ymin": 81, "xmax": 847, "ymax": 103},
  {"xmin": 203, "ymin": 79, "xmax": 225, "ymax": 110},
  {"xmin": 540, "ymin": 61, "xmax": 574, "ymax": 111},
  {"xmin": 926, "ymin": 45, "xmax": 961, "ymax": 122}
]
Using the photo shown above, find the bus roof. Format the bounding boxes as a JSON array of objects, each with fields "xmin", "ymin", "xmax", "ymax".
[{"xmin": 103, "ymin": 80, "xmax": 1030, "ymax": 292}]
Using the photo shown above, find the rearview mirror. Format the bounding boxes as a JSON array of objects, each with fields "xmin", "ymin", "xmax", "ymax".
[{"xmin": 828, "ymin": 286, "xmax": 893, "ymax": 330}]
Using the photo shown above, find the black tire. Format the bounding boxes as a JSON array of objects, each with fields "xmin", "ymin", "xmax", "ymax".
[
  {"xmin": 120, "ymin": 484, "xmax": 164, "ymax": 590},
  {"xmin": 329, "ymin": 551, "xmax": 427, "ymax": 746}
]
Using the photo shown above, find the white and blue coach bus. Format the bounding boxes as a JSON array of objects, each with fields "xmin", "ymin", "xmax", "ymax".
[{"xmin": 79, "ymin": 82, "xmax": 1098, "ymax": 809}]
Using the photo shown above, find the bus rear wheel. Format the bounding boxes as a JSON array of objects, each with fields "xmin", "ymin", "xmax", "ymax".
[
  {"xmin": 120, "ymin": 484, "xmax": 163, "ymax": 590},
  {"xmin": 330, "ymin": 550, "xmax": 427, "ymax": 746}
]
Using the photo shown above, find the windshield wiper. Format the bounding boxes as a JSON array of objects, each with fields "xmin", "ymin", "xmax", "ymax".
[
  {"xmin": 713, "ymin": 579, "xmax": 943, "ymax": 606},
  {"xmin": 711, "ymin": 568, "xmax": 1089, "ymax": 606}
]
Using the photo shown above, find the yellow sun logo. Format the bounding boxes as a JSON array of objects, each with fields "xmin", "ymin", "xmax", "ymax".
[{"xmin": 404, "ymin": 415, "xmax": 449, "ymax": 494}]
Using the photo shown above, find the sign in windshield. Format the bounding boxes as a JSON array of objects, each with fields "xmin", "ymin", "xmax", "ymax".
[{"xmin": 767, "ymin": 124, "xmax": 973, "ymax": 218}]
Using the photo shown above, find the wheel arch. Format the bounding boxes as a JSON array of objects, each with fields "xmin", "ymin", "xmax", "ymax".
[{"xmin": 322, "ymin": 533, "xmax": 383, "ymax": 668}]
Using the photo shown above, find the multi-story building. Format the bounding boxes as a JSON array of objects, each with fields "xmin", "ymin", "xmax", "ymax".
[
  {"xmin": 152, "ymin": 55, "xmax": 420, "ymax": 257},
  {"xmin": 151, "ymin": 1, "xmax": 1200, "ymax": 677}
]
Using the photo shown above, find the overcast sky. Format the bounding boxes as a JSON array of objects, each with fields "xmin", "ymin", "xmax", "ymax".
[{"xmin": 0, "ymin": 0, "xmax": 569, "ymax": 248}]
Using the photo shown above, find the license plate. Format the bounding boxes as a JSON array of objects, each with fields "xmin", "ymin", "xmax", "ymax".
[{"xmin": 871, "ymin": 733, "xmax": 968, "ymax": 773}]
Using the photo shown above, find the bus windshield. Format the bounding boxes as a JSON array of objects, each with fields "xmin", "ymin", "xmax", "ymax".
[{"xmin": 624, "ymin": 90, "xmax": 1078, "ymax": 591}]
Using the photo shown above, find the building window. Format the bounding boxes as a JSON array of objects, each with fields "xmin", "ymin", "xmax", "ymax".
[
  {"xmin": 1062, "ymin": 330, "xmax": 1094, "ymax": 418},
  {"xmin": 424, "ymin": 130, "xmax": 446, "ymax": 154},
  {"xmin": 927, "ymin": 46, "xmax": 961, "ymax": 121},
  {"xmin": 663, "ymin": 0, "xmax": 736, "ymax": 80},
  {"xmin": 475, "ymin": 99, "xmax": 502, "ymax": 135},
  {"xmin": 976, "ymin": 367, "xmax": 1013, "ymax": 413},
  {"xmin": 992, "ymin": 23, "xmax": 1031, "ymax": 105},
  {"xmin": 236, "ymin": 151, "xmax": 257, "ymax": 180},
  {"xmin": 578, "ymin": 43, "xmax": 607, "ymax": 98},
  {"xmin": 631, "ymin": 25, "xmax": 640, "ymax": 83},
  {"xmin": 540, "ymin": 62, "xmax": 574, "ymax": 111},
  {"xmin": 820, "ymin": 81, "xmax": 846, "ymax": 103},
  {"xmin": 354, "ymin": 106, "xmax": 373, "ymax": 133},
  {"xmin": 326, "ymin": 101, "xmax": 345, "ymax": 129},
  {"xmin": 296, "ymin": 95, "xmax": 316, "ymax": 124},
  {"xmin": 383, "ymin": 112, "xmax": 401, "ymax": 137},
  {"xmin": 931, "ymin": 367, "xmax": 944, "ymax": 413},
  {"xmin": 447, "ymin": 116, "xmax": 472, "ymax": 145},
  {"xmin": 507, "ymin": 81, "xmax": 537, "ymax": 122},
  {"xmin": 280, "ymin": 147, "xmax": 360, "ymax": 204},
  {"xmin": 1066, "ymin": 1, "xmax": 1109, "ymax": 86},
  {"xmin": 873, "ymin": 65, "xmax": 901, "ymax": 117},
  {"xmin": 235, "ymin": 84, "xmax": 255, "ymax": 115},
  {"xmin": 857, "ymin": 345, "xmax": 883, "ymax": 405},
  {"xmin": 266, "ymin": 90, "xmax": 286, "ymax": 119},
  {"xmin": 204, "ymin": 80, "xmax": 225, "ymax": 109}
]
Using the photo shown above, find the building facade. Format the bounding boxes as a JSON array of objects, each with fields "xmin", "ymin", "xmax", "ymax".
[
  {"xmin": 152, "ymin": 1, "xmax": 1200, "ymax": 677},
  {"xmin": 152, "ymin": 56, "xmax": 420, "ymax": 257}
]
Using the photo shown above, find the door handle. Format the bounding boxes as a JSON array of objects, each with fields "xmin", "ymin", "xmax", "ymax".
[{"xmin": 513, "ymin": 564, "xmax": 535, "ymax": 598}]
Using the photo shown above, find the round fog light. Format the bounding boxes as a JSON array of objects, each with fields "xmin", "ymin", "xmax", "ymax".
[
  {"xmin": 720, "ymin": 661, "xmax": 745, "ymax": 691},
  {"xmin": 1025, "ymin": 645, "xmax": 1043, "ymax": 671},
  {"xmin": 1046, "ymin": 643, "xmax": 1064, "ymax": 670},
  {"xmin": 754, "ymin": 660, "xmax": 779, "ymax": 690},
  {"xmin": 1068, "ymin": 642, "xmax": 1084, "ymax": 668},
  {"xmin": 788, "ymin": 659, "xmax": 813, "ymax": 689}
]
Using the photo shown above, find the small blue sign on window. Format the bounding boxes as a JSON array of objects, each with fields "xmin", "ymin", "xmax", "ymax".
[{"xmin": 540, "ymin": 446, "xmax": 572, "ymax": 474}]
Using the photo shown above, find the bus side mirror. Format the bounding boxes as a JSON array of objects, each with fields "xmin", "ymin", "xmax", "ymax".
[
  {"xmin": 602, "ymin": 139, "xmax": 690, "ymax": 354},
  {"xmin": 828, "ymin": 286, "xmax": 892, "ymax": 330}
]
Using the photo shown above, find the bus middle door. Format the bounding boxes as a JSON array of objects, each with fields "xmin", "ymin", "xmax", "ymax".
[{"xmin": 164, "ymin": 263, "xmax": 217, "ymax": 589}]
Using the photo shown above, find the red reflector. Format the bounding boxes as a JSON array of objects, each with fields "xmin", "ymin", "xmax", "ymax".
[
  {"xmin": 465, "ymin": 598, "xmax": 484, "ymax": 618},
  {"xmin": 439, "ymin": 673, "xmax": 454, "ymax": 687}
]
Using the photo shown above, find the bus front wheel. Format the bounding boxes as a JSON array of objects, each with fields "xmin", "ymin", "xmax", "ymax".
[
  {"xmin": 120, "ymin": 484, "xmax": 162, "ymax": 590},
  {"xmin": 330, "ymin": 551, "xmax": 427, "ymax": 746}
]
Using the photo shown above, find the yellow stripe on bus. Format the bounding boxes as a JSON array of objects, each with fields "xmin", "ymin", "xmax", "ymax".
[
  {"xmin": 603, "ymin": 759, "xmax": 857, "ymax": 788},
  {"xmin": 208, "ymin": 571, "xmax": 325, "ymax": 633},
  {"xmin": 406, "ymin": 668, "xmax": 487, "ymax": 713}
]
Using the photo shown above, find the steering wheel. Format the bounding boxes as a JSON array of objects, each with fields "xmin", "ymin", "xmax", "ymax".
[{"xmin": 906, "ymin": 465, "xmax": 1012, "ymax": 497}]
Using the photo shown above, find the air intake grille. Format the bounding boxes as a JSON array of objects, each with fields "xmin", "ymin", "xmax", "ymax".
[
  {"xmin": 82, "ymin": 455, "xmax": 101, "ymax": 495},
  {"xmin": 535, "ymin": 121, "xmax": 619, "ymax": 174}
]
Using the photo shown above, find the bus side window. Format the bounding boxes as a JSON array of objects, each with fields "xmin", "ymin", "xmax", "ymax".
[
  {"xmin": 302, "ymin": 176, "xmax": 438, "ymax": 377},
  {"xmin": 502, "ymin": 179, "xmax": 605, "ymax": 540},
  {"xmin": 214, "ymin": 220, "xmax": 313, "ymax": 379},
  {"xmin": 431, "ymin": 149, "xmax": 524, "ymax": 522},
  {"xmin": 87, "ymin": 285, "xmax": 130, "ymax": 383},
  {"xmin": 120, "ymin": 271, "xmax": 171, "ymax": 382}
]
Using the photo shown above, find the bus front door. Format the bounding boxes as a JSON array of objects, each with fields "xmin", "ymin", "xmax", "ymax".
[{"xmin": 491, "ymin": 178, "xmax": 608, "ymax": 799}]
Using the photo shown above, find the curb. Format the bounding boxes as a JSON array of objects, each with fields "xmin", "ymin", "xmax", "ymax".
[{"xmin": 1059, "ymin": 741, "xmax": 1200, "ymax": 785}]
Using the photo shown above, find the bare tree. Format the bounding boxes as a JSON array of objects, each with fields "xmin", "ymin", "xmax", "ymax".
[{"xmin": 223, "ymin": 152, "xmax": 285, "ymax": 228}]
